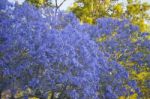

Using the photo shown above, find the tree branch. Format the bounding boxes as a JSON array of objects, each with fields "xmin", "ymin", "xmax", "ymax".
[
  {"xmin": 57, "ymin": 0, "xmax": 67, "ymax": 9},
  {"xmin": 55, "ymin": 0, "xmax": 58, "ymax": 8}
]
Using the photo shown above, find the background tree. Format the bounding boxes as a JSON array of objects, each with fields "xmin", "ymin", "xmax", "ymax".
[
  {"xmin": 70, "ymin": 0, "xmax": 150, "ymax": 32},
  {"xmin": 27, "ymin": 0, "xmax": 49, "ymax": 7},
  {"xmin": 27, "ymin": 0, "xmax": 67, "ymax": 10},
  {"xmin": 126, "ymin": 0, "xmax": 150, "ymax": 32},
  {"xmin": 69, "ymin": 0, "xmax": 112, "ymax": 24}
]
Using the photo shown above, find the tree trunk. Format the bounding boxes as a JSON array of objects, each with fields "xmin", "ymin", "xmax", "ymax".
[
  {"xmin": 0, "ymin": 90, "xmax": 2, "ymax": 99},
  {"xmin": 11, "ymin": 94, "xmax": 15, "ymax": 99}
]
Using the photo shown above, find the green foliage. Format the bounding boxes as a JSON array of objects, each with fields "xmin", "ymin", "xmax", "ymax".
[
  {"xmin": 70, "ymin": 0, "xmax": 112, "ymax": 24},
  {"xmin": 27, "ymin": 0, "xmax": 49, "ymax": 7},
  {"xmin": 126, "ymin": 0, "xmax": 150, "ymax": 32},
  {"xmin": 70, "ymin": 0, "xmax": 150, "ymax": 32}
]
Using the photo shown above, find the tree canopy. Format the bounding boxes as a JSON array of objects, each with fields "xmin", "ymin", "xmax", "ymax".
[
  {"xmin": 0, "ymin": 1, "xmax": 140, "ymax": 98},
  {"xmin": 0, "ymin": 0, "xmax": 149, "ymax": 98},
  {"xmin": 70, "ymin": 0, "xmax": 150, "ymax": 32}
]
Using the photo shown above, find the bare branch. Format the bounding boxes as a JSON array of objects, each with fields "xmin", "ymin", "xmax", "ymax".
[
  {"xmin": 57, "ymin": 0, "xmax": 67, "ymax": 9},
  {"xmin": 55, "ymin": 0, "xmax": 58, "ymax": 8},
  {"xmin": 54, "ymin": 0, "xmax": 67, "ymax": 13}
]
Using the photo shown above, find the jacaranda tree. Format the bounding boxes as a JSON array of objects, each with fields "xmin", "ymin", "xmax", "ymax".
[
  {"xmin": 0, "ymin": 0, "xmax": 140, "ymax": 99},
  {"xmin": 82, "ymin": 18, "xmax": 150, "ymax": 98}
]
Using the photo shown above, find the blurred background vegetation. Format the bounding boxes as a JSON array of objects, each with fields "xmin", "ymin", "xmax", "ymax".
[{"xmin": 70, "ymin": 0, "xmax": 150, "ymax": 32}]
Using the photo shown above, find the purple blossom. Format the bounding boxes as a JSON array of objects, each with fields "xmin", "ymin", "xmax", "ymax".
[{"xmin": 0, "ymin": 1, "xmax": 141, "ymax": 98}]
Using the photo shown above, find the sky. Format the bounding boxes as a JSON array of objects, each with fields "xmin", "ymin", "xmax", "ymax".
[
  {"xmin": 58, "ymin": 0, "xmax": 74, "ymax": 10},
  {"xmin": 8, "ymin": 0, "xmax": 74, "ymax": 10},
  {"xmin": 8, "ymin": 0, "xmax": 150, "ymax": 10}
]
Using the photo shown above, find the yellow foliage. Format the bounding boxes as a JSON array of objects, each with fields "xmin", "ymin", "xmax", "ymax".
[
  {"xmin": 132, "ymin": 18, "xmax": 149, "ymax": 32},
  {"xmin": 130, "ymin": 32, "xmax": 139, "ymax": 43},
  {"xmin": 27, "ymin": 0, "xmax": 47, "ymax": 7},
  {"xmin": 104, "ymin": 0, "xmax": 110, "ymax": 6},
  {"xmin": 127, "ymin": 0, "xmax": 133, "ymax": 4},
  {"xmin": 119, "ymin": 61, "xmax": 124, "ymax": 66},
  {"xmin": 113, "ymin": 4, "xmax": 123, "ymax": 14},
  {"xmin": 131, "ymin": 70, "xmax": 137, "ymax": 76},
  {"xmin": 70, "ymin": 0, "xmax": 150, "ymax": 32},
  {"xmin": 97, "ymin": 35, "xmax": 107, "ymax": 42},
  {"xmin": 119, "ymin": 93, "xmax": 138, "ymax": 99},
  {"xmin": 126, "ymin": 61, "xmax": 136, "ymax": 67},
  {"xmin": 71, "ymin": 3, "xmax": 78, "ymax": 8},
  {"xmin": 137, "ymin": 19, "xmax": 148, "ymax": 32},
  {"xmin": 15, "ymin": 90, "xmax": 24, "ymax": 98},
  {"xmin": 142, "ymin": 2, "xmax": 150, "ymax": 11},
  {"xmin": 29, "ymin": 97, "xmax": 39, "ymax": 99},
  {"xmin": 128, "ymin": 93, "xmax": 138, "ymax": 99},
  {"xmin": 146, "ymin": 32, "xmax": 150, "ymax": 40},
  {"xmin": 137, "ymin": 72, "xmax": 150, "ymax": 80},
  {"xmin": 131, "ymin": 38, "xmax": 138, "ymax": 43},
  {"xmin": 14, "ymin": 88, "xmax": 33, "ymax": 98},
  {"xmin": 119, "ymin": 96, "xmax": 126, "ymax": 99},
  {"xmin": 127, "ymin": 4, "xmax": 141, "ymax": 14},
  {"xmin": 85, "ymin": 17, "xmax": 93, "ymax": 24},
  {"xmin": 39, "ymin": 0, "xmax": 45, "ymax": 4}
]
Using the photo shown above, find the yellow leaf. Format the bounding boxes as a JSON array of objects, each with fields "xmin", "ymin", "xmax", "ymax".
[
  {"xmin": 137, "ymin": 72, "xmax": 150, "ymax": 80},
  {"xmin": 128, "ymin": 93, "xmax": 138, "ymax": 99},
  {"xmin": 15, "ymin": 91, "xmax": 23, "ymax": 98},
  {"xmin": 29, "ymin": 97, "xmax": 39, "ymax": 99},
  {"xmin": 97, "ymin": 35, "xmax": 107, "ymax": 42},
  {"xmin": 86, "ymin": 17, "xmax": 93, "ymax": 24},
  {"xmin": 119, "ymin": 96, "xmax": 126, "ymax": 99},
  {"xmin": 126, "ymin": 61, "xmax": 136, "ymax": 67}
]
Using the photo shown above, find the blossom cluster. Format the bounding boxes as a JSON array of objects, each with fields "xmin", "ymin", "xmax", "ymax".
[
  {"xmin": 0, "ymin": 0, "xmax": 143, "ymax": 99},
  {"xmin": 85, "ymin": 18, "xmax": 150, "ymax": 97}
]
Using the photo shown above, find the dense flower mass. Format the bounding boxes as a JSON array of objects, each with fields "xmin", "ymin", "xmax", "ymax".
[
  {"xmin": 84, "ymin": 18, "xmax": 150, "ymax": 97},
  {"xmin": 0, "ymin": 0, "xmax": 146, "ymax": 99}
]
